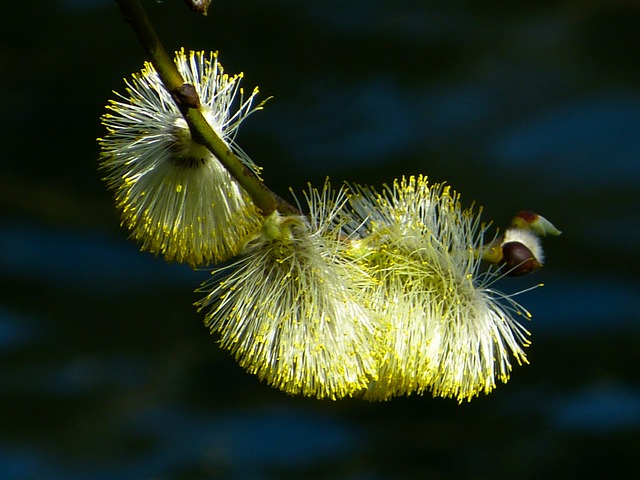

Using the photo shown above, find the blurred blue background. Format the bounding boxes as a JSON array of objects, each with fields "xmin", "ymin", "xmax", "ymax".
[{"xmin": 1, "ymin": 0, "xmax": 639, "ymax": 478}]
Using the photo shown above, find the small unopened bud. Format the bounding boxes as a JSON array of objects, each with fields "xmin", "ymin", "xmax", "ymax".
[
  {"xmin": 502, "ymin": 241, "xmax": 543, "ymax": 276},
  {"xmin": 511, "ymin": 211, "xmax": 562, "ymax": 237},
  {"xmin": 482, "ymin": 227, "xmax": 545, "ymax": 276},
  {"xmin": 502, "ymin": 227, "xmax": 544, "ymax": 274}
]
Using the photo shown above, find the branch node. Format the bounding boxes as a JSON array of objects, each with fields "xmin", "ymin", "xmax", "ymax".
[{"xmin": 171, "ymin": 83, "xmax": 201, "ymax": 110}]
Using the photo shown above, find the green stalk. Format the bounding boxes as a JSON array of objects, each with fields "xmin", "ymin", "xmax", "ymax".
[{"xmin": 114, "ymin": 0, "xmax": 277, "ymax": 215}]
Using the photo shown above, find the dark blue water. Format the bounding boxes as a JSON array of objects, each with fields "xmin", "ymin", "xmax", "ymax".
[{"xmin": 1, "ymin": 0, "xmax": 639, "ymax": 478}]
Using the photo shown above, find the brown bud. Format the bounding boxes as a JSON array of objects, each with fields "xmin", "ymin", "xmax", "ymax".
[
  {"xmin": 502, "ymin": 241, "xmax": 543, "ymax": 276},
  {"xmin": 171, "ymin": 83, "xmax": 201, "ymax": 110}
]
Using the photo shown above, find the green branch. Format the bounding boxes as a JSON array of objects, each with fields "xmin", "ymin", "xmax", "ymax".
[{"xmin": 114, "ymin": 0, "xmax": 278, "ymax": 216}]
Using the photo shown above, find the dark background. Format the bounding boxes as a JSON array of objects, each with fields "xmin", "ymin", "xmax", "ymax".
[{"xmin": 1, "ymin": 0, "xmax": 639, "ymax": 478}]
